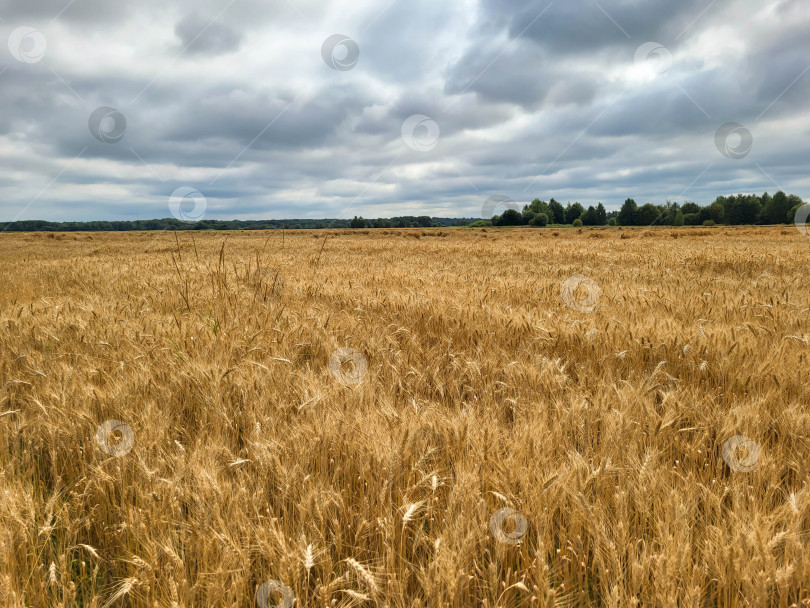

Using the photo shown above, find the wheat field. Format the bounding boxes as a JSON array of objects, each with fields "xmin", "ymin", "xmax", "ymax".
[{"xmin": 0, "ymin": 226, "xmax": 808, "ymax": 607}]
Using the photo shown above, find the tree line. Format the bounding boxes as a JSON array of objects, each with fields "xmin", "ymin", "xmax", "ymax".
[
  {"xmin": 0, "ymin": 191, "xmax": 803, "ymax": 232},
  {"xmin": 0, "ymin": 216, "xmax": 476, "ymax": 232},
  {"xmin": 485, "ymin": 191, "xmax": 805, "ymax": 227}
]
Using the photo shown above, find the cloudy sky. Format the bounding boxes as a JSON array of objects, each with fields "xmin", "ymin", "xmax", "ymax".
[{"xmin": 0, "ymin": 0, "xmax": 808, "ymax": 221}]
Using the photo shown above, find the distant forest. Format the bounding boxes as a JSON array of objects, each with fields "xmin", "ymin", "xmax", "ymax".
[
  {"xmin": 483, "ymin": 190, "xmax": 805, "ymax": 228},
  {"xmin": 0, "ymin": 191, "xmax": 804, "ymax": 232},
  {"xmin": 0, "ymin": 216, "xmax": 476, "ymax": 232}
]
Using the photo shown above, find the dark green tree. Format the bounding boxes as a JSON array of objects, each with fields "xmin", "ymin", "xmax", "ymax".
[
  {"xmin": 527, "ymin": 198, "xmax": 553, "ymax": 220},
  {"xmin": 496, "ymin": 208, "xmax": 523, "ymax": 226},
  {"xmin": 581, "ymin": 206, "xmax": 600, "ymax": 226},
  {"xmin": 548, "ymin": 198, "xmax": 566, "ymax": 224},
  {"xmin": 530, "ymin": 212, "xmax": 549, "ymax": 226},
  {"xmin": 661, "ymin": 201, "xmax": 679, "ymax": 225},
  {"xmin": 636, "ymin": 203, "xmax": 661, "ymax": 225},
  {"xmin": 618, "ymin": 198, "xmax": 638, "ymax": 225},
  {"xmin": 759, "ymin": 192, "xmax": 772, "ymax": 223},
  {"xmin": 763, "ymin": 191, "xmax": 792, "ymax": 224},
  {"xmin": 787, "ymin": 203, "xmax": 804, "ymax": 223},
  {"xmin": 707, "ymin": 202, "xmax": 725, "ymax": 224},
  {"xmin": 596, "ymin": 203, "xmax": 607, "ymax": 225},
  {"xmin": 727, "ymin": 196, "xmax": 761, "ymax": 224},
  {"xmin": 565, "ymin": 202, "xmax": 584, "ymax": 224}
]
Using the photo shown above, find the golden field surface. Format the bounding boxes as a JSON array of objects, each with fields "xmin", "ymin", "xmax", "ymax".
[{"xmin": 0, "ymin": 226, "xmax": 809, "ymax": 607}]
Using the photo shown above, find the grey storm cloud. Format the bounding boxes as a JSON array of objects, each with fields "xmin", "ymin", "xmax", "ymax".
[
  {"xmin": 174, "ymin": 15, "xmax": 243, "ymax": 55},
  {"xmin": 490, "ymin": 0, "xmax": 708, "ymax": 54},
  {"xmin": 0, "ymin": 0, "xmax": 808, "ymax": 222}
]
